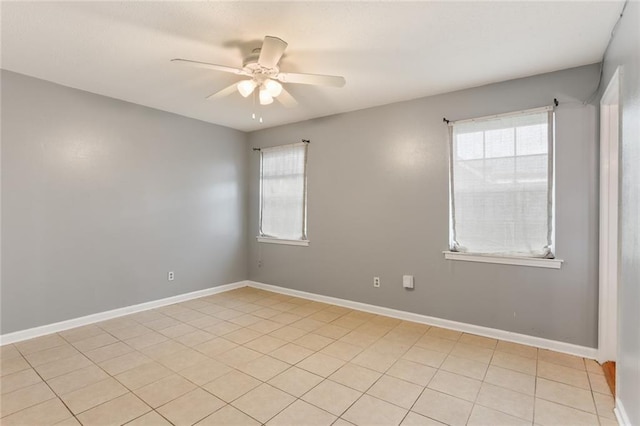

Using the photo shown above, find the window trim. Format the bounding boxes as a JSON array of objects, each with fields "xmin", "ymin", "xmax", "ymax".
[
  {"xmin": 257, "ymin": 142, "xmax": 309, "ymax": 245},
  {"xmin": 443, "ymin": 251, "xmax": 563, "ymax": 269},
  {"xmin": 257, "ymin": 236, "xmax": 310, "ymax": 246},
  {"xmin": 447, "ymin": 105, "xmax": 556, "ymax": 259}
]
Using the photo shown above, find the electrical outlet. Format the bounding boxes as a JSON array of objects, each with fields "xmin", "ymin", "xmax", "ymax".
[
  {"xmin": 168, "ymin": 271, "xmax": 175, "ymax": 281},
  {"xmin": 373, "ymin": 276, "xmax": 380, "ymax": 288}
]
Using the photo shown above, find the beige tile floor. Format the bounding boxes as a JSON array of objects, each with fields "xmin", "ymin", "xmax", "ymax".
[{"xmin": 0, "ymin": 287, "xmax": 616, "ymax": 426}]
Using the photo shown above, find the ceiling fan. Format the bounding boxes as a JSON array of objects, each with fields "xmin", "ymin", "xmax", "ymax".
[{"xmin": 172, "ymin": 36, "xmax": 346, "ymax": 108}]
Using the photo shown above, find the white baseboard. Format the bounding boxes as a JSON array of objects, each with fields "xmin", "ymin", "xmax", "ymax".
[
  {"xmin": 615, "ymin": 397, "xmax": 631, "ymax": 426},
  {"xmin": 1, "ymin": 279, "xmax": 599, "ymax": 361},
  {"xmin": 247, "ymin": 281, "xmax": 598, "ymax": 360},
  {"xmin": 0, "ymin": 281, "xmax": 249, "ymax": 345}
]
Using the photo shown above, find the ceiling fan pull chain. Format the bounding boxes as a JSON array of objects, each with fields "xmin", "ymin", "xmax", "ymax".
[
  {"xmin": 172, "ymin": 35, "xmax": 344, "ymax": 121},
  {"xmin": 251, "ymin": 89, "xmax": 264, "ymax": 123},
  {"xmin": 252, "ymin": 90, "xmax": 257, "ymax": 120}
]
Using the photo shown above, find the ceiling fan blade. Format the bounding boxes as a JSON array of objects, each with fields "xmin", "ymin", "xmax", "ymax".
[
  {"xmin": 276, "ymin": 72, "xmax": 346, "ymax": 87},
  {"xmin": 206, "ymin": 83, "xmax": 239, "ymax": 100},
  {"xmin": 276, "ymin": 88, "xmax": 298, "ymax": 108},
  {"xmin": 171, "ymin": 59, "xmax": 246, "ymax": 75},
  {"xmin": 258, "ymin": 36, "xmax": 288, "ymax": 69}
]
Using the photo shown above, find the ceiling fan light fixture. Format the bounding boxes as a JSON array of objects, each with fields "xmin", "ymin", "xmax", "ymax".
[
  {"xmin": 174, "ymin": 35, "xmax": 346, "ymax": 114},
  {"xmin": 259, "ymin": 88, "xmax": 274, "ymax": 105},
  {"xmin": 264, "ymin": 79, "xmax": 283, "ymax": 97},
  {"xmin": 237, "ymin": 79, "xmax": 257, "ymax": 97}
]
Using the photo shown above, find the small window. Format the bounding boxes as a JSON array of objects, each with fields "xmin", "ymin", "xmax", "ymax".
[
  {"xmin": 258, "ymin": 142, "xmax": 308, "ymax": 244},
  {"xmin": 449, "ymin": 107, "xmax": 554, "ymax": 258}
]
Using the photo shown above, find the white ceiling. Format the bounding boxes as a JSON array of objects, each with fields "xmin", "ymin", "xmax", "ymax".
[{"xmin": 1, "ymin": 1, "xmax": 623, "ymax": 132}]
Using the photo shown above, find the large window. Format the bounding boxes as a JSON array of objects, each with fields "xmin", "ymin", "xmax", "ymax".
[
  {"xmin": 258, "ymin": 142, "xmax": 308, "ymax": 244},
  {"xmin": 449, "ymin": 107, "xmax": 554, "ymax": 258}
]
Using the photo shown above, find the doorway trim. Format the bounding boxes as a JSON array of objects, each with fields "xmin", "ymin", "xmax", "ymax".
[{"xmin": 598, "ymin": 66, "xmax": 621, "ymax": 364}]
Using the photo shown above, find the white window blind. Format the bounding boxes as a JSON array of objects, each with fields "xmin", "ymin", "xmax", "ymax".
[
  {"xmin": 449, "ymin": 107, "xmax": 554, "ymax": 258},
  {"xmin": 259, "ymin": 142, "xmax": 308, "ymax": 241}
]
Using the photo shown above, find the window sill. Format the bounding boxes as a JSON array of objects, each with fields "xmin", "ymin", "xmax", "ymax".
[
  {"xmin": 443, "ymin": 251, "xmax": 563, "ymax": 269},
  {"xmin": 257, "ymin": 237, "xmax": 310, "ymax": 247}
]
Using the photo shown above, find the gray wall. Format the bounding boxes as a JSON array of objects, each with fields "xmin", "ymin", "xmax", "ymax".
[
  {"xmin": 601, "ymin": 2, "xmax": 640, "ymax": 423},
  {"xmin": 1, "ymin": 70, "xmax": 248, "ymax": 334},
  {"xmin": 248, "ymin": 64, "xmax": 600, "ymax": 348}
]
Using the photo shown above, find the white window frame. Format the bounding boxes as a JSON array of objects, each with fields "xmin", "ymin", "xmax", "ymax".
[
  {"xmin": 257, "ymin": 142, "xmax": 309, "ymax": 247},
  {"xmin": 444, "ymin": 106, "xmax": 562, "ymax": 269}
]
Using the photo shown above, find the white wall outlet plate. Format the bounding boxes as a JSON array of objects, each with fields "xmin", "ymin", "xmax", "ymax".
[
  {"xmin": 403, "ymin": 275, "xmax": 414, "ymax": 289},
  {"xmin": 373, "ymin": 277, "xmax": 381, "ymax": 288},
  {"xmin": 168, "ymin": 271, "xmax": 175, "ymax": 281}
]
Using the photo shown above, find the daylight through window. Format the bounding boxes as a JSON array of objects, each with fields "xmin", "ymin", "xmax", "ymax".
[
  {"xmin": 449, "ymin": 107, "xmax": 554, "ymax": 257},
  {"xmin": 259, "ymin": 142, "xmax": 308, "ymax": 241}
]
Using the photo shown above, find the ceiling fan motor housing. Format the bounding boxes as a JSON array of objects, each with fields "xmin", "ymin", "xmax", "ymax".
[
  {"xmin": 243, "ymin": 48, "xmax": 279, "ymax": 78},
  {"xmin": 242, "ymin": 49, "xmax": 261, "ymax": 68},
  {"xmin": 172, "ymin": 35, "xmax": 344, "ymax": 108}
]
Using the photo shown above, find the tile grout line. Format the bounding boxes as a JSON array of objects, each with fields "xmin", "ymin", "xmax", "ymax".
[
  {"xmin": 3, "ymin": 287, "xmax": 608, "ymax": 425},
  {"xmin": 56, "ymin": 328, "xmax": 158, "ymax": 422},
  {"xmin": 466, "ymin": 339, "xmax": 500, "ymax": 425},
  {"xmin": 34, "ymin": 312, "xmax": 235, "ymax": 422},
  {"xmin": 191, "ymin": 301, "xmax": 355, "ymax": 424},
  {"xmin": 119, "ymin": 298, "xmax": 281, "ymax": 424},
  {"xmin": 585, "ymin": 359, "xmax": 605, "ymax": 426},
  {"xmin": 278, "ymin": 318, "xmax": 426, "ymax": 423},
  {"xmin": 225, "ymin": 301, "xmax": 352, "ymax": 424},
  {"xmin": 399, "ymin": 357, "xmax": 439, "ymax": 425},
  {"xmin": 327, "ymin": 320, "xmax": 434, "ymax": 424},
  {"xmin": 10, "ymin": 342, "xmax": 81, "ymax": 424}
]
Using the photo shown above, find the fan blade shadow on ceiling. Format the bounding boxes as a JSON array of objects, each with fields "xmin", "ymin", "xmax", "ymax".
[{"xmin": 222, "ymin": 38, "xmax": 265, "ymax": 60}]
